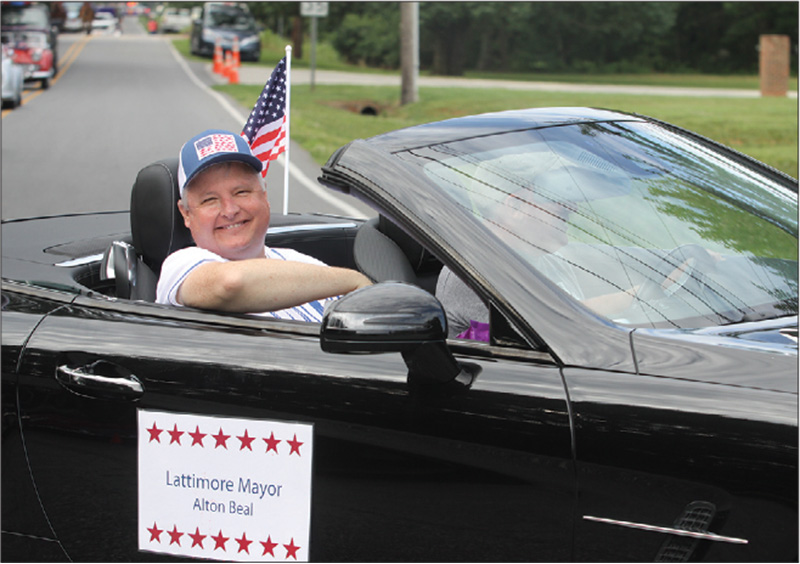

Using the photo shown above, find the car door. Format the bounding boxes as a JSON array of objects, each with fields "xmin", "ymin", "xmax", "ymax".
[
  {"xmin": 2, "ymin": 286, "xmax": 71, "ymax": 561},
  {"xmin": 566, "ymin": 338, "xmax": 798, "ymax": 562},
  {"xmin": 16, "ymin": 291, "xmax": 575, "ymax": 562}
]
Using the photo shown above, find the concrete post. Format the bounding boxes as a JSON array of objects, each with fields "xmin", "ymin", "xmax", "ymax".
[{"xmin": 759, "ymin": 34, "xmax": 790, "ymax": 97}]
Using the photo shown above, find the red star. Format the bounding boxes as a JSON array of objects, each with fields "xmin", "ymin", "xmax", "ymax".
[
  {"xmin": 235, "ymin": 532, "xmax": 253, "ymax": 554},
  {"xmin": 263, "ymin": 432, "xmax": 281, "ymax": 454},
  {"xmin": 287, "ymin": 434, "xmax": 304, "ymax": 456},
  {"xmin": 237, "ymin": 429, "xmax": 255, "ymax": 451},
  {"xmin": 212, "ymin": 530, "xmax": 229, "ymax": 551},
  {"xmin": 147, "ymin": 422, "xmax": 162, "ymax": 443},
  {"xmin": 284, "ymin": 538, "xmax": 301, "ymax": 560},
  {"xmin": 167, "ymin": 525, "xmax": 183, "ymax": 546},
  {"xmin": 147, "ymin": 522, "xmax": 163, "ymax": 542},
  {"xmin": 189, "ymin": 527, "xmax": 206, "ymax": 548},
  {"xmin": 212, "ymin": 428, "xmax": 230, "ymax": 449},
  {"xmin": 260, "ymin": 535, "xmax": 278, "ymax": 556},
  {"xmin": 189, "ymin": 425, "xmax": 206, "ymax": 447},
  {"xmin": 167, "ymin": 424, "xmax": 183, "ymax": 445}
]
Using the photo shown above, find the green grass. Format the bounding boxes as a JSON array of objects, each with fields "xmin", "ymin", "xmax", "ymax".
[
  {"xmin": 217, "ymin": 83, "xmax": 798, "ymax": 179},
  {"xmin": 462, "ymin": 71, "xmax": 798, "ymax": 91}
]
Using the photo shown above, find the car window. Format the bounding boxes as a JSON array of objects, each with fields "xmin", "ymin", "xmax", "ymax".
[
  {"xmin": 206, "ymin": 5, "xmax": 256, "ymax": 31},
  {"xmin": 1, "ymin": 6, "xmax": 50, "ymax": 29},
  {"xmin": 2, "ymin": 30, "xmax": 49, "ymax": 47},
  {"xmin": 405, "ymin": 122, "xmax": 798, "ymax": 330}
]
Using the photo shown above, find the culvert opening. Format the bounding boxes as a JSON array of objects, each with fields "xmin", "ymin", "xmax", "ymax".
[{"xmin": 323, "ymin": 100, "xmax": 386, "ymax": 116}]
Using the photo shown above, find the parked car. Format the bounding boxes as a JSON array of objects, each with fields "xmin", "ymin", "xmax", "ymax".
[
  {"xmin": 190, "ymin": 2, "xmax": 260, "ymax": 62},
  {"xmin": 0, "ymin": 2, "xmax": 57, "ymax": 89},
  {"xmin": 2, "ymin": 108, "xmax": 797, "ymax": 562},
  {"xmin": 91, "ymin": 8, "xmax": 118, "ymax": 35},
  {"xmin": 61, "ymin": 1, "xmax": 84, "ymax": 32},
  {"xmin": 1, "ymin": 43, "xmax": 23, "ymax": 107},
  {"xmin": 159, "ymin": 6, "xmax": 192, "ymax": 33}
]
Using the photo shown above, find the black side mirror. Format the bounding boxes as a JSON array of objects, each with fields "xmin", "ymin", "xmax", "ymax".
[{"xmin": 321, "ymin": 282, "xmax": 474, "ymax": 386}]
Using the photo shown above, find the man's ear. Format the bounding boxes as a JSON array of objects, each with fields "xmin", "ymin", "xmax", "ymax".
[{"xmin": 178, "ymin": 200, "xmax": 191, "ymax": 229}]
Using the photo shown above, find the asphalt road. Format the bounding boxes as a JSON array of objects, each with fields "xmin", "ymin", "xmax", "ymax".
[{"xmin": 1, "ymin": 18, "xmax": 371, "ymax": 221}]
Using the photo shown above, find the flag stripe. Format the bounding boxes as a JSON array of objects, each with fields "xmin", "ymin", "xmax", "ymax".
[
  {"xmin": 241, "ymin": 57, "xmax": 288, "ymax": 177},
  {"xmin": 251, "ymin": 116, "xmax": 286, "ymax": 149}
]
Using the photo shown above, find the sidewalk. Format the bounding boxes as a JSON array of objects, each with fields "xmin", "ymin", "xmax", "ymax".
[{"xmin": 214, "ymin": 64, "xmax": 798, "ymax": 99}]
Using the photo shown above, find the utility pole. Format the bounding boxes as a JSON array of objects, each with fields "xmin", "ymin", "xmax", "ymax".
[{"xmin": 400, "ymin": 2, "xmax": 419, "ymax": 105}]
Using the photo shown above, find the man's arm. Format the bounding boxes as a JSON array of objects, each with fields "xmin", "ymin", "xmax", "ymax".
[{"xmin": 177, "ymin": 258, "xmax": 372, "ymax": 313}]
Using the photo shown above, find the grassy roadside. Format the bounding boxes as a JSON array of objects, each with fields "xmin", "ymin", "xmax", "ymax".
[{"xmin": 170, "ymin": 37, "xmax": 798, "ymax": 178}]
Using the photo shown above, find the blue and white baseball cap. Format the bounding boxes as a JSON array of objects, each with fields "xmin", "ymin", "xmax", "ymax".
[{"xmin": 177, "ymin": 129, "xmax": 263, "ymax": 198}]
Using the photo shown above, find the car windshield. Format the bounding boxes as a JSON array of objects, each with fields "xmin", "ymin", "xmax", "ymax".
[
  {"xmin": 1, "ymin": 5, "xmax": 49, "ymax": 29},
  {"xmin": 409, "ymin": 120, "xmax": 798, "ymax": 329},
  {"xmin": 2, "ymin": 30, "xmax": 48, "ymax": 47},
  {"xmin": 206, "ymin": 6, "xmax": 255, "ymax": 31}
]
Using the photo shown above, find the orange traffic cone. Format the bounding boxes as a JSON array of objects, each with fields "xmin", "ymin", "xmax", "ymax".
[
  {"xmin": 232, "ymin": 36, "xmax": 240, "ymax": 68},
  {"xmin": 213, "ymin": 38, "xmax": 223, "ymax": 74},
  {"xmin": 228, "ymin": 63, "xmax": 239, "ymax": 84},
  {"xmin": 223, "ymin": 51, "xmax": 233, "ymax": 79}
]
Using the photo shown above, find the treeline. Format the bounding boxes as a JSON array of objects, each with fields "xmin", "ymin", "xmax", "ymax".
[{"xmin": 248, "ymin": 2, "xmax": 797, "ymax": 75}]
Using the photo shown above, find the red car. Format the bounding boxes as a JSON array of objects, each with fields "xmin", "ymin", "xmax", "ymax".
[{"xmin": 1, "ymin": 2, "xmax": 57, "ymax": 89}]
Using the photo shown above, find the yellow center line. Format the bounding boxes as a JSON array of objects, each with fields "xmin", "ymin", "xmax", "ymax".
[
  {"xmin": 2, "ymin": 34, "xmax": 92, "ymax": 118},
  {"xmin": 53, "ymin": 33, "xmax": 92, "ymax": 85}
]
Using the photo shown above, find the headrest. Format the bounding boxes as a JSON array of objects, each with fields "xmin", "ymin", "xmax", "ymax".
[
  {"xmin": 377, "ymin": 215, "xmax": 438, "ymax": 273},
  {"xmin": 354, "ymin": 217, "xmax": 417, "ymax": 284},
  {"xmin": 130, "ymin": 158, "xmax": 193, "ymax": 273}
]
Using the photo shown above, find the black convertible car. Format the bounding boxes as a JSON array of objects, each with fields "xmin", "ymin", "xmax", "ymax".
[{"xmin": 2, "ymin": 108, "xmax": 797, "ymax": 562}]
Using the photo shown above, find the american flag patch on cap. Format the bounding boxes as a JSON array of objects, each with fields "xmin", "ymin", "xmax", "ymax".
[{"xmin": 194, "ymin": 133, "xmax": 237, "ymax": 160}]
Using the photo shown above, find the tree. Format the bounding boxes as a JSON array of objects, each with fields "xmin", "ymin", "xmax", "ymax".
[
  {"xmin": 721, "ymin": 2, "xmax": 798, "ymax": 73},
  {"xmin": 258, "ymin": 1, "xmax": 797, "ymax": 76},
  {"xmin": 419, "ymin": 3, "xmax": 473, "ymax": 75},
  {"xmin": 329, "ymin": 3, "xmax": 400, "ymax": 68}
]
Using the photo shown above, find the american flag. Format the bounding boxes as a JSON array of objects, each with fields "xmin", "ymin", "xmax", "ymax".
[
  {"xmin": 241, "ymin": 57, "xmax": 288, "ymax": 177},
  {"xmin": 195, "ymin": 133, "xmax": 238, "ymax": 160}
]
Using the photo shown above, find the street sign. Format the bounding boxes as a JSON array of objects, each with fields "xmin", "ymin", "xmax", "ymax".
[{"xmin": 300, "ymin": 2, "xmax": 328, "ymax": 18}]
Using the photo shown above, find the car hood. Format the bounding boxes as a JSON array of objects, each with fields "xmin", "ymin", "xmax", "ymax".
[
  {"xmin": 632, "ymin": 317, "xmax": 798, "ymax": 393},
  {"xmin": 207, "ymin": 28, "xmax": 258, "ymax": 39},
  {"xmin": 704, "ymin": 317, "xmax": 798, "ymax": 350},
  {"xmin": 664, "ymin": 316, "xmax": 798, "ymax": 354}
]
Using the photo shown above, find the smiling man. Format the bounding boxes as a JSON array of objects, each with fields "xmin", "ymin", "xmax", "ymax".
[{"xmin": 155, "ymin": 129, "xmax": 371, "ymax": 321}]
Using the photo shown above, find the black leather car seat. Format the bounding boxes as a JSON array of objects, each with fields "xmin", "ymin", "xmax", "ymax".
[
  {"xmin": 130, "ymin": 157, "xmax": 193, "ymax": 277},
  {"xmin": 353, "ymin": 215, "xmax": 441, "ymax": 294},
  {"xmin": 103, "ymin": 158, "xmax": 193, "ymax": 301}
]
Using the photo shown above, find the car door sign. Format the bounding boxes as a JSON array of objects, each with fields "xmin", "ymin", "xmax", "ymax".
[{"xmin": 137, "ymin": 409, "xmax": 313, "ymax": 561}]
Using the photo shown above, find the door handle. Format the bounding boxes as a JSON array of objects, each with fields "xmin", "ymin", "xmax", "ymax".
[{"xmin": 56, "ymin": 361, "xmax": 144, "ymax": 401}]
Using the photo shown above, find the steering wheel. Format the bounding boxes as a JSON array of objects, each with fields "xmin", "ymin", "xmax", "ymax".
[{"xmin": 637, "ymin": 244, "xmax": 716, "ymax": 302}]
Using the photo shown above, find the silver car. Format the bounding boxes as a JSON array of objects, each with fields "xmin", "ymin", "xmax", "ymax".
[{"xmin": 1, "ymin": 43, "xmax": 23, "ymax": 108}]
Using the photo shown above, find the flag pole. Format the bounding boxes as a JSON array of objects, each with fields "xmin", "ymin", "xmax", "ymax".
[{"xmin": 282, "ymin": 45, "xmax": 292, "ymax": 215}]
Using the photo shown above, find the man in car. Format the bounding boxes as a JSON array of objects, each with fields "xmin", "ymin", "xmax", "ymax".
[
  {"xmin": 437, "ymin": 191, "xmax": 711, "ymax": 340},
  {"xmin": 156, "ymin": 129, "xmax": 371, "ymax": 321}
]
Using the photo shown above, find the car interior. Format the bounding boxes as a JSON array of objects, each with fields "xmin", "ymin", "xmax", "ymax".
[{"xmin": 101, "ymin": 158, "xmax": 444, "ymax": 304}]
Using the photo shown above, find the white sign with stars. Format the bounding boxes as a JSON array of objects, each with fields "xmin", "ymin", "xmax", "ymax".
[{"xmin": 137, "ymin": 409, "xmax": 313, "ymax": 561}]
